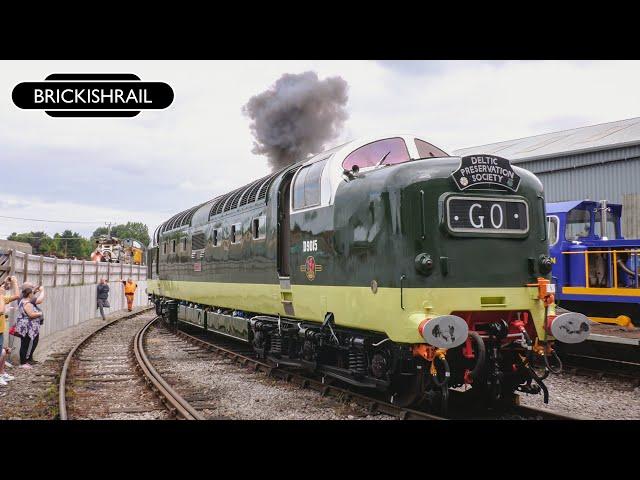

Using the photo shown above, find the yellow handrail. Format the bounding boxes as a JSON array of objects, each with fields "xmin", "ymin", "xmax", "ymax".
[{"xmin": 560, "ymin": 248, "xmax": 639, "ymax": 289}]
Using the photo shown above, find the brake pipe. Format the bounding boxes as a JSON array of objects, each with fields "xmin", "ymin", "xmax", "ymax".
[{"xmin": 466, "ymin": 331, "xmax": 486, "ymax": 383}]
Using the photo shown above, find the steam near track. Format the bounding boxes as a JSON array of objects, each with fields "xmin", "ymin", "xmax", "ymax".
[{"xmin": 243, "ymin": 71, "xmax": 349, "ymax": 171}]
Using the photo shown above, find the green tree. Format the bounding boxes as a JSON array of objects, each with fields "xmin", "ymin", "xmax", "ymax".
[
  {"xmin": 92, "ymin": 222, "xmax": 150, "ymax": 247},
  {"xmin": 7, "ymin": 231, "xmax": 52, "ymax": 254},
  {"xmin": 53, "ymin": 230, "xmax": 92, "ymax": 259}
]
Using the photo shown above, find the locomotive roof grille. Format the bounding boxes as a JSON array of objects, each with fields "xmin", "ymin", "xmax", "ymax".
[
  {"xmin": 181, "ymin": 203, "xmax": 204, "ymax": 227},
  {"xmin": 240, "ymin": 175, "xmax": 269, "ymax": 206},
  {"xmin": 225, "ymin": 188, "xmax": 244, "ymax": 211},
  {"xmin": 218, "ymin": 189, "xmax": 238, "ymax": 214}
]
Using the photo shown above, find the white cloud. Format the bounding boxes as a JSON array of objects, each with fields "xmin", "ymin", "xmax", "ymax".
[{"xmin": 2, "ymin": 60, "xmax": 640, "ymax": 242}]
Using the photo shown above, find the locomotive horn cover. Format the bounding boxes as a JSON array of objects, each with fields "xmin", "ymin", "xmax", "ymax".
[
  {"xmin": 418, "ymin": 315, "xmax": 469, "ymax": 349},
  {"xmin": 550, "ymin": 312, "xmax": 590, "ymax": 344}
]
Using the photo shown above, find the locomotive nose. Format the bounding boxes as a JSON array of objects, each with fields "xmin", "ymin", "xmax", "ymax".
[
  {"xmin": 417, "ymin": 315, "xmax": 469, "ymax": 349},
  {"xmin": 548, "ymin": 312, "xmax": 591, "ymax": 343}
]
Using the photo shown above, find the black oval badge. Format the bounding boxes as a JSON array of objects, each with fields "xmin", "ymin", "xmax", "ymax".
[{"xmin": 12, "ymin": 73, "xmax": 174, "ymax": 118}]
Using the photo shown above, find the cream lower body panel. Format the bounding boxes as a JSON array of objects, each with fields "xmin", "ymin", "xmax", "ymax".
[{"xmin": 148, "ymin": 279, "xmax": 547, "ymax": 343}]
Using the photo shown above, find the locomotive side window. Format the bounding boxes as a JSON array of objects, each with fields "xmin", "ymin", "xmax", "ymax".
[
  {"xmin": 547, "ymin": 216, "xmax": 559, "ymax": 246},
  {"xmin": 212, "ymin": 229, "xmax": 219, "ymax": 247},
  {"xmin": 171, "ymin": 239, "xmax": 176, "ymax": 253},
  {"xmin": 231, "ymin": 223, "xmax": 242, "ymax": 244},
  {"xmin": 415, "ymin": 139, "xmax": 448, "ymax": 158},
  {"xmin": 565, "ymin": 209, "xmax": 591, "ymax": 240},
  {"xmin": 293, "ymin": 159, "xmax": 328, "ymax": 210},
  {"xmin": 252, "ymin": 216, "xmax": 266, "ymax": 240},
  {"xmin": 342, "ymin": 138, "xmax": 410, "ymax": 170},
  {"xmin": 182, "ymin": 237, "xmax": 187, "ymax": 251}
]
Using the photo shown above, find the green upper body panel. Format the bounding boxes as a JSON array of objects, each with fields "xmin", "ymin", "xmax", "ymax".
[
  {"xmin": 155, "ymin": 156, "xmax": 549, "ymax": 290},
  {"xmin": 290, "ymin": 157, "xmax": 549, "ymax": 288}
]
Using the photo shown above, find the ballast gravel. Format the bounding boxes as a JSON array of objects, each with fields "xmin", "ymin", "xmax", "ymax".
[
  {"xmin": 518, "ymin": 372, "xmax": 640, "ymax": 420},
  {"xmin": 67, "ymin": 311, "xmax": 170, "ymax": 420},
  {"xmin": 0, "ymin": 306, "xmax": 152, "ymax": 419},
  {"xmin": 144, "ymin": 326, "xmax": 394, "ymax": 420}
]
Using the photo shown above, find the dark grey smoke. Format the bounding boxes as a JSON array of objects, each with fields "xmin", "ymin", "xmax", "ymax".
[{"xmin": 243, "ymin": 71, "xmax": 349, "ymax": 171}]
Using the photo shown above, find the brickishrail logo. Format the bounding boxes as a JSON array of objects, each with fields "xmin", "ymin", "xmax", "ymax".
[{"xmin": 12, "ymin": 73, "xmax": 174, "ymax": 117}]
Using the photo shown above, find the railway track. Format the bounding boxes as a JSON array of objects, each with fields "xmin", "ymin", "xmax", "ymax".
[
  {"xmin": 57, "ymin": 309, "xmax": 579, "ymax": 420},
  {"xmin": 167, "ymin": 320, "xmax": 578, "ymax": 420},
  {"xmin": 558, "ymin": 352, "xmax": 640, "ymax": 387},
  {"xmin": 59, "ymin": 311, "xmax": 202, "ymax": 420}
]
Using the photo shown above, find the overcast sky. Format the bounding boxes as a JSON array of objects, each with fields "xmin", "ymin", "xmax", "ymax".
[{"xmin": 2, "ymin": 60, "xmax": 640, "ymax": 242}]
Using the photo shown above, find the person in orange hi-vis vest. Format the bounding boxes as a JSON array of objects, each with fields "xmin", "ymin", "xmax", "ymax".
[{"xmin": 121, "ymin": 278, "xmax": 137, "ymax": 312}]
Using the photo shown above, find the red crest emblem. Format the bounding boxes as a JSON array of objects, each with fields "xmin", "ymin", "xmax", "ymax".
[{"xmin": 301, "ymin": 255, "xmax": 322, "ymax": 281}]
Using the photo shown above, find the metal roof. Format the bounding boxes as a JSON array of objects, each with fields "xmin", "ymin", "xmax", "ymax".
[
  {"xmin": 452, "ymin": 117, "xmax": 640, "ymax": 163},
  {"xmin": 546, "ymin": 200, "xmax": 623, "ymax": 215},
  {"xmin": 546, "ymin": 200, "xmax": 589, "ymax": 214}
]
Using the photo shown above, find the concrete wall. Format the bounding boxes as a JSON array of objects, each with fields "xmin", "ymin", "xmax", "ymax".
[
  {"xmin": 38, "ymin": 280, "xmax": 149, "ymax": 338},
  {"xmin": 2, "ymin": 281, "xmax": 149, "ymax": 344}
]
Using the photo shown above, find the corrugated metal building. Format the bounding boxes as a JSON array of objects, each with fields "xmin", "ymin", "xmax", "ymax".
[{"xmin": 452, "ymin": 117, "xmax": 640, "ymax": 238}]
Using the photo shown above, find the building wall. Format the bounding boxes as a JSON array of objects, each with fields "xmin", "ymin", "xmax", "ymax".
[
  {"xmin": 516, "ymin": 148, "xmax": 640, "ymax": 239},
  {"xmin": 0, "ymin": 240, "xmax": 32, "ymax": 254}
]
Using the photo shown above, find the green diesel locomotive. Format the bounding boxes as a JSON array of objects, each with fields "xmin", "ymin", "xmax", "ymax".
[{"xmin": 148, "ymin": 135, "xmax": 590, "ymax": 412}]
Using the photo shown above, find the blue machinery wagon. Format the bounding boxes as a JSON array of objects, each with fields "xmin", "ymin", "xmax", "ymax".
[{"xmin": 547, "ymin": 200, "xmax": 640, "ymax": 326}]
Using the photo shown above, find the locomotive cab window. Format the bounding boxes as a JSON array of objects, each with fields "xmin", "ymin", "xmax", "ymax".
[
  {"xmin": 415, "ymin": 139, "xmax": 448, "ymax": 158},
  {"xmin": 293, "ymin": 159, "xmax": 328, "ymax": 210},
  {"xmin": 565, "ymin": 208, "xmax": 591, "ymax": 241},
  {"xmin": 181, "ymin": 237, "xmax": 187, "ymax": 251},
  {"xmin": 547, "ymin": 216, "xmax": 559, "ymax": 246},
  {"xmin": 171, "ymin": 239, "xmax": 176, "ymax": 253},
  {"xmin": 252, "ymin": 216, "xmax": 266, "ymax": 240},
  {"xmin": 342, "ymin": 138, "xmax": 410, "ymax": 170},
  {"xmin": 594, "ymin": 210, "xmax": 619, "ymax": 239},
  {"xmin": 162, "ymin": 242, "xmax": 167, "ymax": 254},
  {"xmin": 231, "ymin": 223, "xmax": 242, "ymax": 244},
  {"xmin": 212, "ymin": 229, "xmax": 219, "ymax": 247}
]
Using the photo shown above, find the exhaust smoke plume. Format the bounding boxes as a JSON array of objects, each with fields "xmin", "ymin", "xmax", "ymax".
[{"xmin": 243, "ymin": 71, "xmax": 349, "ymax": 171}]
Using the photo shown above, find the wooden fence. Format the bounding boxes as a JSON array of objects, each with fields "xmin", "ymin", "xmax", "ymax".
[
  {"xmin": 0, "ymin": 249, "xmax": 149, "ymax": 343},
  {"xmin": 0, "ymin": 248, "xmax": 147, "ymax": 286}
]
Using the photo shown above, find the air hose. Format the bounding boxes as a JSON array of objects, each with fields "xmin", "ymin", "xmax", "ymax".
[
  {"xmin": 431, "ymin": 354, "xmax": 450, "ymax": 387},
  {"xmin": 467, "ymin": 331, "xmax": 486, "ymax": 381},
  {"xmin": 543, "ymin": 348, "xmax": 563, "ymax": 374},
  {"xmin": 543, "ymin": 305, "xmax": 563, "ymax": 374}
]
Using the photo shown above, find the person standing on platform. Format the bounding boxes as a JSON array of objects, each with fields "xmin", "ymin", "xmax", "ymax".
[
  {"xmin": 97, "ymin": 279, "xmax": 110, "ymax": 321},
  {"xmin": 15, "ymin": 286, "xmax": 44, "ymax": 368},
  {"xmin": 1, "ymin": 276, "xmax": 20, "ymax": 370},
  {"xmin": 0, "ymin": 286, "xmax": 15, "ymax": 386},
  {"xmin": 121, "ymin": 278, "xmax": 137, "ymax": 312}
]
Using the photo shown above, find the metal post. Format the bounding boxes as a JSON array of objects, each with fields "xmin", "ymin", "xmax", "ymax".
[
  {"xmin": 584, "ymin": 251, "xmax": 589, "ymax": 288},
  {"xmin": 9, "ymin": 249, "xmax": 15, "ymax": 277},
  {"xmin": 23, "ymin": 253, "xmax": 29, "ymax": 283},
  {"xmin": 81, "ymin": 260, "xmax": 86, "ymax": 285},
  {"xmin": 68, "ymin": 259, "xmax": 72, "ymax": 286},
  {"xmin": 53, "ymin": 257, "xmax": 58, "ymax": 287},
  {"xmin": 38, "ymin": 255, "xmax": 44, "ymax": 287},
  {"xmin": 95, "ymin": 260, "xmax": 99, "ymax": 284}
]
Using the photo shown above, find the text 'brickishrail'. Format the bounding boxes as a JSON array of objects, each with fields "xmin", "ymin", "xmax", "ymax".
[{"xmin": 34, "ymin": 88, "xmax": 152, "ymax": 104}]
